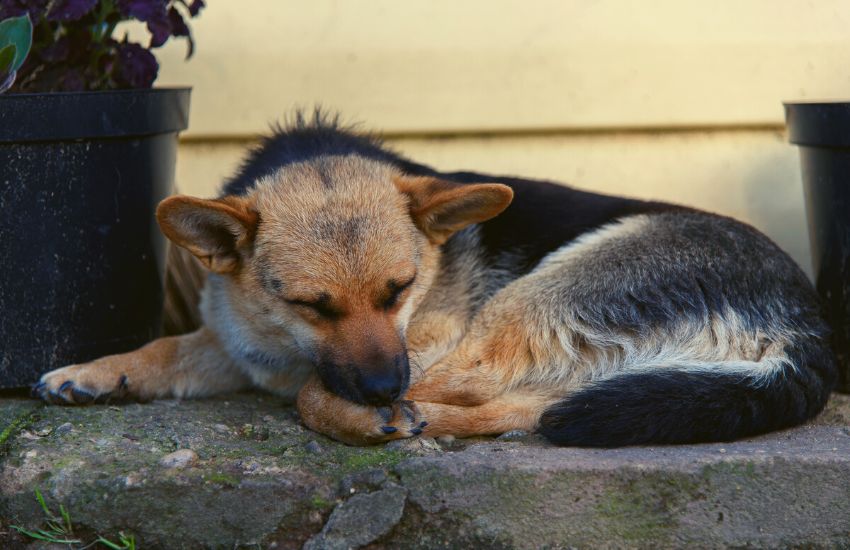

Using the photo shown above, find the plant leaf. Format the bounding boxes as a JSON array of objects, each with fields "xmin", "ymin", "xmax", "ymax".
[
  {"xmin": 0, "ymin": 44, "xmax": 14, "ymax": 73},
  {"xmin": 0, "ymin": 70, "xmax": 15, "ymax": 94},
  {"xmin": 0, "ymin": 14, "xmax": 33, "ymax": 72}
]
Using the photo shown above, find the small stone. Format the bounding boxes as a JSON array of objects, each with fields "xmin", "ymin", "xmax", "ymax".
[
  {"xmin": 263, "ymin": 415, "xmax": 275, "ymax": 423},
  {"xmin": 54, "ymin": 422, "xmax": 74, "ymax": 435},
  {"xmin": 497, "ymin": 429, "xmax": 529, "ymax": 441},
  {"xmin": 212, "ymin": 423, "xmax": 230, "ymax": 434},
  {"xmin": 303, "ymin": 486, "xmax": 407, "ymax": 550},
  {"xmin": 386, "ymin": 436, "xmax": 442, "ymax": 454},
  {"xmin": 159, "ymin": 449, "xmax": 198, "ymax": 469},
  {"xmin": 338, "ymin": 468, "xmax": 387, "ymax": 497},
  {"xmin": 719, "ymin": 448, "xmax": 727, "ymax": 454},
  {"xmin": 304, "ymin": 440, "xmax": 323, "ymax": 454},
  {"xmin": 124, "ymin": 472, "xmax": 144, "ymax": 487}
]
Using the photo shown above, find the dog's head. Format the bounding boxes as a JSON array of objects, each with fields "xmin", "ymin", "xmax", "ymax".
[{"xmin": 156, "ymin": 156, "xmax": 512, "ymax": 405}]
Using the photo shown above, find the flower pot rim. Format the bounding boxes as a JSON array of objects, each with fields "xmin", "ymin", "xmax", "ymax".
[
  {"xmin": 785, "ymin": 101, "xmax": 850, "ymax": 148},
  {"xmin": 0, "ymin": 86, "xmax": 192, "ymax": 100},
  {"xmin": 0, "ymin": 86, "xmax": 191, "ymax": 143},
  {"xmin": 784, "ymin": 99, "xmax": 850, "ymax": 106}
]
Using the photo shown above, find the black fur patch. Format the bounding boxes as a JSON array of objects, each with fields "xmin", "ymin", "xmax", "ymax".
[
  {"xmin": 221, "ymin": 110, "xmax": 436, "ymax": 197},
  {"xmin": 441, "ymin": 171, "xmax": 681, "ymax": 277},
  {"xmin": 537, "ymin": 340, "xmax": 837, "ymax": 447}
]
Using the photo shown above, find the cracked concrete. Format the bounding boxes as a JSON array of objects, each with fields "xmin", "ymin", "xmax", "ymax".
[{"xmin": 1, "ymin": 392, "xmax": 850, "ymax": 549}]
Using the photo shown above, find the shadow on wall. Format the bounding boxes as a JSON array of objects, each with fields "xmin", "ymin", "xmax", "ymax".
[{"xmin": 740, "ymin": 136, "xmax": 812, "ymax": 279}]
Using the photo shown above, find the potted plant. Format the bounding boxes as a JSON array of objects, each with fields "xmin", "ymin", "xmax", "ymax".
[
  {"xmin": 785, "ymin": 101, "xmax": 850, "ymax": 392},
  {"xmin": 0, "ymin": 0, "xmax": 203, "ymax": 388}
]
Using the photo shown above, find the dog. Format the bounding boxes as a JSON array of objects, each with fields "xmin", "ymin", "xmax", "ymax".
[{"xmin": 33, "ymin": 112, "xmax": 837, "ymax": 447}]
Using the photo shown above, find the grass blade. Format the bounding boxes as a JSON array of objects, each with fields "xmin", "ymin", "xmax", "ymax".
[
  {"xmin": 97, "ymin": 536, "xmax": 126, "ymax": 549},
  {"xmin": 34, "ymin": 488, "xmax": 51, "ymax": 517},
  {"xmin": 10, "ymin": 525, "xmax": 80, "ymax": 544},
  {"xmin": 60, "ymin": 503, "xmax": 73, "ymax": 533}
]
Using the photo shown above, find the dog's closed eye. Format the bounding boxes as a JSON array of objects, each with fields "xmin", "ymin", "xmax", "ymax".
[
  {"xmin": 382, "ymin": 275, "xmax": 416, "ymax": 310},
  {"xmin": 285, "ymin": 294, "xmax": 340, "ymax": 320}
]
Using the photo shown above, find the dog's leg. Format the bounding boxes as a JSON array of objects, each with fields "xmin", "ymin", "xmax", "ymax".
[
  {"xmin": 297, "ymin": 375, "xmax": 428, "ymax": 446},
  {"xmin": 417, "ymin": 390, "xmax": 559, "ymax": 438},
  {"xmin": 406, "ymin": 266, "xmax": 586, "ymax": 406},
  {"xmin": 405, "ymin": 306, "xmax": 536, "ymax": 406},
  {"xmin": 34, "ymin": 328, "xmax": 250, "ymax": 404}
]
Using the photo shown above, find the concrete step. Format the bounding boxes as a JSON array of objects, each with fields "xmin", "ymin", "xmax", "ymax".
[{"xmin": 1, "ymin": 392, "xmax": 849, "ymax": 549}]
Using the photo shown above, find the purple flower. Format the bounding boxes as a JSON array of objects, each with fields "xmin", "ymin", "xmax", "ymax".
[
  {"xmin": 116, "ymin": 0, "xmax": 166, "ymax": 22},
  {"xmin": 186, "ymin": 0, "xmax": 204, "ymax": 17},
  {"xmin": 46, "ymin": 0, "xmax": 97, "ymax": 22},
  {"xmin": 116, "ymin": 0, "xmax": 172, "ymax": 47},
  {"xmin": 146, "ymin": 13, "xmax": 171, "ymax": 47},
  {"xmin": 167, "ymin": 6, "xmax": 195, "ymax": 57},
  {"xmin": 115, "ymin": 41, "xmax": 158, "ymax": 88},
  {"xmin": 0, "ymin": 0, "xmax": 49, "ymax": 21},
  {"xmin": 168, "ymin": 6, "xmax": 189, "ymax": 36},
  {"xmin": 4, "ymin": 0, "xmax": 202, "ymax": 92}
]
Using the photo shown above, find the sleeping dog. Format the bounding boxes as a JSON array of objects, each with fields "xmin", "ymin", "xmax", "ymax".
[{"xmin": 34, "ymin": 113, "xmax": 837, "ymax": 446}]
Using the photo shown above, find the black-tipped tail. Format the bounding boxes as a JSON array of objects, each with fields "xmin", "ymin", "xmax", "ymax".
[{"xmin": 538, "ymin": 342, "xmax": 836, "ymax": 447}]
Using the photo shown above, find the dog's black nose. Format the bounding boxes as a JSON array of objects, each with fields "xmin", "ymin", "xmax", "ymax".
[{"xmin": 359, "ymin": 371, "xmax": 402, "ymax": 406}]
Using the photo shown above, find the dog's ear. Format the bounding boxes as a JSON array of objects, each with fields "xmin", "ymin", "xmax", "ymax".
[
  {"xmin": 156, "ymin": 195, "xmax": 259, "ymax": 273},
  {"xmin": 394, "ymin": 176, "xmax": 513, "ymax": 244}
]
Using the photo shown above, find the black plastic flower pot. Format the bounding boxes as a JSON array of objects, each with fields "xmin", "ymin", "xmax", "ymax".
[
  {"xmin": 0, "ymin": 88, "xmax": 190, "ymax": 388},
  {"xmin": 786, "ymin": 101, "xmax": 850, "ymax": 392}
]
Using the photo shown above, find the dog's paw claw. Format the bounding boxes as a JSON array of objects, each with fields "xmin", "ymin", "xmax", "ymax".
[
  {"xmin": 58, "ymin": 381, "xmax": 73, "ymax": 392},
  {"xmin": 71, "ymin": 387, "xmax": 95, "ymax": 405},
  {"xmin": 118, "ymin": 375, "xmax": 128, "ymax": 391},
  {"xmin": 30, "ymin": 382, "xmax": 45, "ymax": 399},
  {"xmin": 369, "ymin": 400, "xmax": 426, "ymax": 442},
  {"xmin": 47, "ymin": 390, "xmax": 69, "ymax": 405},
  {"xmin": 399, "ymin": 400, "xmax": 417, "ymax": 422}
]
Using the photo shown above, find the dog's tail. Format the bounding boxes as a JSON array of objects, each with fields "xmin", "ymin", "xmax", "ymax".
[{"xmin": 537, "ymin": 338, "xmax": 836, "ymax": 447}]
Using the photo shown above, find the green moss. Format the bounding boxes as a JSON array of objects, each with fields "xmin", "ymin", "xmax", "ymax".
[
  {"xmin": 593, "ymin": 473, "xmax": 701, "ymax": 543},
  {"xmin": 338, "ymin": 447, "xmax": 408, "ymax": 471},
  {"xmin": 310, "ymin": 494, "xmax": 333, "ymax": 510},
  {"xmin": 205, "ymin": 472, "xmax": 240, "ymax": 487},
  {"xmin": 0, "ymin": 406, "xmax": 39, "ymax": 453},
  {"xmin": 701, "ymin": 460, "xmax": 758, "ymax": 479}
]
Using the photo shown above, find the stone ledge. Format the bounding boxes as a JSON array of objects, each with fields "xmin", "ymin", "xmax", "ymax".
[{"xmin": 1, "ymin": 392, "xmax": 849, "ymax": 549}]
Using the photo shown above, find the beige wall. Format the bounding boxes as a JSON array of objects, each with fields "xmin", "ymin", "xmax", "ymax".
[{"xmin": 152, "ymin": 1, "xmax": 850, "ymax": 276}]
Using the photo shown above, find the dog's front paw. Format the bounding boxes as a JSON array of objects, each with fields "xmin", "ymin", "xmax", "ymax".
[
  {"xmin": 297, "ymin": 377, "xmax": 429, "ymax": 446},
  {"xmin": 372, "ymin": 400, "xmax": 428, "ymax": 442},
  {"xmin": 33, "ymin": 363, "xmax": 129, "ymax": 406}
]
